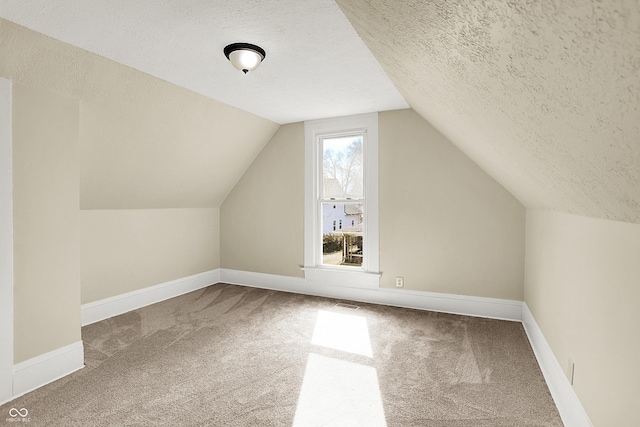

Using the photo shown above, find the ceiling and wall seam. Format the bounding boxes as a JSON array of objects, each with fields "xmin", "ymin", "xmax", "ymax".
[
  {"xmin": 0, "ymin": 18, "xmax": 279, "ymax": 210},
  {"xmin": 336, "ymin": 0, "xmax": 640, "ymax": 224},
  {"xmin": 2, "ymin": 1, "xmax": 639, "ymax": 225}
]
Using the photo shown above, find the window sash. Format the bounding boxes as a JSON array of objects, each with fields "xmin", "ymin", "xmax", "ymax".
[
  {"xmin": 319, "ymin": 200, "xmax": 364, "ymax": 267},
  {"xmin": 320, "ymin": 133, "xmax": 364, "ymax": 200}
]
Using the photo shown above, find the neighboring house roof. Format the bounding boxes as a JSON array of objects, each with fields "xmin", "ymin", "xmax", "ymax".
[
  {"xmin": 337, "ymin": 223, "xmax": 363, "ymax": 235},
  {"xmin": 344, "ymin": 204, "xmax": 362, "ymax": 215}
]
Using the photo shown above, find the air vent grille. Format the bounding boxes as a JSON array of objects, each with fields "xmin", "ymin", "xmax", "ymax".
[{"xmin": 335, "ymin": 302, "xmax": 360, "ymax": 310}]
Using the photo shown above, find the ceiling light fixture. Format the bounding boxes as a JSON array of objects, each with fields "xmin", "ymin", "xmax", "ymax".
[{"xmin": 224, "ymin": 43, "xmax": 266, "ymax": 74}]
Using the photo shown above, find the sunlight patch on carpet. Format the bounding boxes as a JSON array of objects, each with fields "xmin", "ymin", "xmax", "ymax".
[
  {"xmin": 293, "ymin": 353, "xmax": 387, "ymax": 427},
  {"xmin": 311, "ymin": 309, "xmax": 373, "ymax": 357}
]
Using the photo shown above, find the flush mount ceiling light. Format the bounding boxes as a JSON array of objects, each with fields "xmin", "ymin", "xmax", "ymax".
[{"xmin": 224, "ymin": 42, "xmax": 266, "ymax": 74}]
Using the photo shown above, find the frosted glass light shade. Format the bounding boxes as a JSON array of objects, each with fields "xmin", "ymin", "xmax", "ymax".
[{"xmin": 224, "ymin": 43, "xmax": 266, "ymax": 74}]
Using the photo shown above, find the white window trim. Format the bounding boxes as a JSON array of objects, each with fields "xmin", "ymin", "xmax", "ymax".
[{"xmin": 303, "ymin": 112, "xmax": 380, "ymax": 289}]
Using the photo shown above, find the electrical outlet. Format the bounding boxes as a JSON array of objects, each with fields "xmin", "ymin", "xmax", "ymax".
[
  {"xmin": 567, "ymin": 357, "xmax": 575, "ymax": 385},
  {"xmin": 395, "ymin": 277, "xmax": 404, "ymax": 288}
]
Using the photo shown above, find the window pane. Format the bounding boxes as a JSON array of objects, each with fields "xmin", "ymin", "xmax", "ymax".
[
  {"xmin": 322, "ymin": 135, "xmax": 363, "ymax": 200},
  {"xmin": 322, "ymin": 202, "xmax": 363, "ymax": 267}
]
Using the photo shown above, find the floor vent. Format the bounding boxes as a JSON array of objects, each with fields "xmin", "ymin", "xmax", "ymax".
[{"xmin": 335, "ymin": 302, "xmax": 360, "ymax": 310}]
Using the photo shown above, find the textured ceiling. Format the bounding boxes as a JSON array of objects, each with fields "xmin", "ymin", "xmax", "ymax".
[
  {"xmin": 336, "ymin": 0, "xmax": 640, "ymax": 224},
  {"xmin": 0, "ymin": 0, "xmax": 407, "ymax": 124},
  {"xmin": 2, "ymin": 0, "xmax": 639, "ymax": 223}
]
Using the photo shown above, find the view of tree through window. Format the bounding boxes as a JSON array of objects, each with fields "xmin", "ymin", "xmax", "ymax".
[{"xmin": 321, "ymin": 135, "xmax": 364, "ymax": 266}]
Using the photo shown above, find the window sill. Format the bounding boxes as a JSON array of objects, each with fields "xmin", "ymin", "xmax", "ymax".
[{"xmin": 302, "ymin": 266, "xmax": 381, "ymax": 289}]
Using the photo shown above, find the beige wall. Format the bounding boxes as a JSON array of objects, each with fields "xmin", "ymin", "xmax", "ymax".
[
  {"xmin": 76, "ymin": 83, "xmax": 277, "ymax": 210},
  {"xmin": 379, "ymin": 109, "xmax": 525, "ymax": 299},
  {"xmin": 81, "ymin": 208, "xmax": 219, "ymax": 304},
  {"xmin": 12, "ymin": 84, "xmax": 81, "ymax": 363},
  {"xmin": 0, "ymin": 19, "xmax": 278, "ymax": 210},
  {"xmin": 1, "ymin": 19, "xmax": 267, "ymax": 361},
  {"xmin": 525, "ymin": 209, "xmax": 640, "ymax": 426},
  {"xmin": 221, "ymin": 109, "xmax": 525, "ymax": 300},
  {"xmin": 221, "ymin": 123, "xmax": 305, "ymax": 278}
]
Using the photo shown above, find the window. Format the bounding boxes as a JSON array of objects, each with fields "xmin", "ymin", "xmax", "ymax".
[{"xmin": 304, "ymin": 113, "xmax": 380, "ymax": 288}]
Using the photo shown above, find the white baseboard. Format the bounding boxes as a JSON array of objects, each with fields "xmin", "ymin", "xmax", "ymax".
[
  {"xmin": 81, "ymin": 269, "xmax": 220, "ymax": 326},
  {"xmin": 12, "ymin": 341, "xmax": 84, "ymax": 399},
  {"xmin": 72, "ymin": 268, "xmax": 588, "ymax": 426},
  {"xmin": 222, "ymin": 269, "xmax": 593, "ymax": 425},
  {"xmin": 220, "ymin": 268, "xmax": 523, "ymax": 321},
  {"xmin": 522, "ymin": 303, "xmax": 592, "ymax": 426}
]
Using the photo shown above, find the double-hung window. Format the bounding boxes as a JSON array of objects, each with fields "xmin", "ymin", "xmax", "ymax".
[{"xmin": 304, "ymin": 113, "xmax": 380, "ymax": 288}]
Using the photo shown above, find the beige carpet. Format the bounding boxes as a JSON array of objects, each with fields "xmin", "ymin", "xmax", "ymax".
[{"xmin": 1, "ymin": 283, "xmax": 562, "ymax": 426}]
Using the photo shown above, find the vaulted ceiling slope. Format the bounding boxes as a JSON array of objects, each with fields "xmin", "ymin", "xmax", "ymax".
[
  {"xmin": 0, "ymin": 19, "xmax": 279, "ymax": 209},
  {"xmin": 337, "ymin": 0, "xmax": 640, "ymax": 224},
  {"xmin": 3, "ymin": 1, "xmax": 638, "ymax": 221}
]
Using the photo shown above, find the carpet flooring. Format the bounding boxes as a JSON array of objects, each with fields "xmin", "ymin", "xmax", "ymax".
[{"xmin": 1, "ymin": 283, "xmax": 563, "ymax": 426}]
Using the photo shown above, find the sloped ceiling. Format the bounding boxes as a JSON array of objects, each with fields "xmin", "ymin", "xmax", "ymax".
[
  {"xmin": 0, "ymin": 19, "xmax": 279, "ymax": 209},
  {"xmin": 2, "ymin": 1, "xmax": 639, "ymax": 222},
  {"xmin": 336, "ymin": 0, "xmax": 640, "ymax": 224}
]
